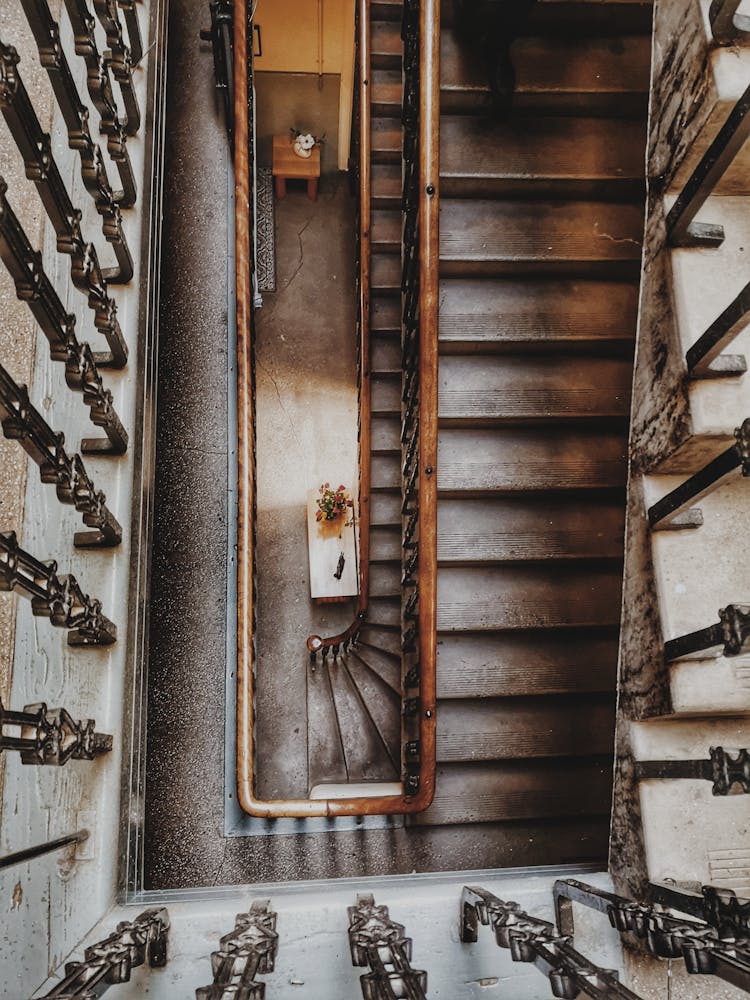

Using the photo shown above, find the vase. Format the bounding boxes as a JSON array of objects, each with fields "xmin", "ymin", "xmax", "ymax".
[
  {"xmin": 318, "ymin": 515, "xmax": 344, "ymax": 539},
  {"xmin": 293, "ymin": 140, "xmax": 312, "ymax": 159}
]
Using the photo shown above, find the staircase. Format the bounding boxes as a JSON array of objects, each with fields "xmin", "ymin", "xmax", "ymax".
[{"xmin": 403, "ymin": 0, "xmax": 650, "ymax": 847}]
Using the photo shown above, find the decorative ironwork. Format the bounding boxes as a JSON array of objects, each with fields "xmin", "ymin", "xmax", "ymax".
[
  {"xmin": 0, "ymin": 181, "xmax": 128, "ymax": 454},
  {"xmin": 0, "ymin": 829, "xmax": 89, "ymax": 871},
  {"xmin": 18, "ymin": 0, "xmax": 135, "ymax": 279},
  {"xmin": 554, "ymin": 878, "xmax": 750, "ymax": 994},
  {"xmin": 686, "ymin": 278, "xmax": 750, "ymax": 378},
  {"xmin": 636, "ymin": 746, "xmax": 750, "ymax": 794},
  {"xmin": 200, "ymin": 0, "xmax": 234, "ymax": 143},
  {"xmin": 650, "ymin": 881, "xmax": 750, "ymax": 940},
  {"xmin": 710, "ymin": 0, "xmax": 750, "ymax": 44},
  {"xmin": 0, "ymin": 364, "xmax": 122, "ymax": 546},
  {"xmin": 91, "ymin": 0, "xmax": 141, "ymax": 133},
  {"xmin": 0, "ymin": 530, "xmax": 117, "ymax": 646},
  {"xmin": 0, "ymin": 697, "xmax": 112, "ymax": 765},
  {"xmin": 647, "ymin": 418, "xmax": 750, "ymax": 529},
  {"xmin": 665, "ymin": 603, "xmax": 750, "ymax": 661},
  {"xmin": 117, "ymin": 0, "xmax": 143, "ymax": 67},
  {"xmin": 667, "ymin": 82, "xmax": 750, "ymax": 248},
  {"xmin": 348, "ymin": 893, "xmax": 428, "ymax": 1000},
  {"xmin": 460, "ymin": 885, "xmax": 639, "ymax": 1000},
  {"xmin": 196, "ymin": 899, "xmax": 278, "ymax": 999},
  {"xmin": 39, "ymin": 907, "xmax": 170, "ymax": 997},
  {"xmin": 0, "ymin": 42, "xmax": 127, "ymax": 366}
]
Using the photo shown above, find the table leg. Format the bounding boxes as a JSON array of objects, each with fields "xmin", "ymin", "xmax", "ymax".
[
  {"xmin": 274, "ymin": 176, "xmax": 286, "ymax": 199},
  {"xmin": 307, "ymin": 178, "xmax": 318, "ymax": 201}
]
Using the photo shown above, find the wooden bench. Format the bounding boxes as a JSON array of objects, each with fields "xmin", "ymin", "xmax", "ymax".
[
  {"xmin": 306, "ymin": 489, "xmax": 358, "ymax": 602},
  {"xmin": 272, "ymin": 134, "xmax": 320, "ymax": 201}
]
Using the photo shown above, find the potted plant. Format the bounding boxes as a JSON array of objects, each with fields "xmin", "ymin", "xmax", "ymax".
[{"xmin": 315, "ymin": 483, "xmax": 354, "ymax": 528}]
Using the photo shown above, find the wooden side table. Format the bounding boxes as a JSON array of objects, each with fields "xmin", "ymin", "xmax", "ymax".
[
  {"xmin": 306, "ymin": 489, "xmax": 358, "ymax": 602},
  {"xmin": 272, "ymin": 134, "xmax": 321, "ymax": 201}
]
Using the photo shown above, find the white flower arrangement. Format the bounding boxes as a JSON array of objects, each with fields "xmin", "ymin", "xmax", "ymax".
[{"xmin": 290, "ymin": 127, "xmax": 325, "ymax": 158}]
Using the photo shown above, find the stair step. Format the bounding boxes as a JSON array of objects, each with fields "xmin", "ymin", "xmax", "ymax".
[
  {"xmin": 438, "ymin": 427, "xmax": 627, "ymax": 493},
  {"xmin": 436, "ymin": 565, "xmax": 623, "ymax": 631},
  {"xmin": 346, "ymin": 652, "xmax": 402, "ymax": 766},
  {"xmin": 410, "ymin": 758, "xmax": 612, "ymax": 825},
  {"xmin": 441, "ymin": 33, "xmax": 650, "ymax": 116},
  {"xmin": 371, "ymin": 373, "xmax": 401, "ymax": 415},
  {"xmin": 327, "ymin": 660, "xmax": 398, "ymax": 781},
  {"xmin": 307, "ymin": 660, "xmax": 348, "ymax": 786},
  {"xmin": 436, "ymin": 697, "xmax": 615, "ymax": 761},
  {"xmin": 370, "ymin": 492, "xmax": 402, "ymax": 524},
  {"xmin": 438, "ymin": 278, "xmax": 638, "ymax": 354},
  {"xmin": 372, "ymin": 209, "xmax": 402, "ymax": 253},
  {"xmin": 439, "ymin": 199, "xmax": 643, "ymax": 277},
  {"xmin": 370, "ymin": 561, "xmax": 401, "ymax": 596},
  {"xmin": 371, "ymin": 291, "xmax": 402, "ymax": 332},
  {"xmin": 442, "ymin": 0, "xmax": 654, "ymax": 36},
  {"xmin": 371, "ymin": 21, "xmax": 402, "ymax": 70},
  {"xmin": 371, "ymin": 254, "xmax": 401, "ymax": 292},
  {"xmin": 371, "ymin": 69, "xmax": 403, "ymax": 115},
  {"xmin": 367, "ymin": 596, "xmax": 401, "ymax": 627},
  {"xmin": 438, "ymin": 355, "xmax": 632, "ymax": 424},
  {"xmin": 358, "ymin": 625, "xmax": 403, "ymax": 660},
  {"xmin": 440, "ymin": 115, "xmax": 645, "ymax": 199},
  {"xmin": 370, "ymin": 523, "xmax": 402, "ymax": 562},
  {"xmin": 371, "ymin": 335, "xmax": 402, "ymax": 372},
  {"xmin": 437, "ymin": 497, "xmax": 625, "ymax": 563},
  {"xmin": 371, "ymin": 454, "xmax": 400, "ymax": 490},
  {"xmin": 372, "ymin": 0, "xmax": 403, "ymax": 22},
  {"xmin": 370, "ymin": 415, "xmax": 400, "ymax": 454},
  {"xmin": 436, "ymin": 631, "xmax": 618, "ymax": 698},
  {"xmin": 371, "ymin": 164, "xmax": 402, "ymax": 207},
  {"xmin": 371, "ymin": 117, "xmax": 401, "ymax": 164}
]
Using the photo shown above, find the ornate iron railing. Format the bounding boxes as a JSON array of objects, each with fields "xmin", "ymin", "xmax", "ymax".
[
  {"xmin": 196, "ymin": 900, "xmax": 278, "ymax": 999},
  {"xmin": 665, "ymin": 603, "xmax": 750, "ymax": 660},
  {"xmin": 0, "ymin": 697, "xmax": 111, "ymax": 765},
  {"xmin": 461, "ymin": 885, "xmax": 642, "ymax": 999},
  {"xmin": 348, "ymin": 893, "xmax": 428, "ymax": 1000},
  {"xmin": 636, "ymin": 746, "xmax": 750, "ymax": 794}
]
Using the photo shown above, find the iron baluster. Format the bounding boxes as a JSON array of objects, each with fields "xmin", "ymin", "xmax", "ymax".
[
  {"xmin": 686, "ymin": 278, "xmax": 750, "ymax": 378},
  {"xmin": 91, "ymin": 0, "xmax": 141, "ymax": 134},
  {"xmin": 0, "ymin": 182, "xmax": 128, "ymax": 454},
  {"xmin": 710, "ymin": 0, "xmax": 750, "ymax": 44},
  {"xmin": 0, "ymin": 43, "xmax": 128, "ymax": 366},
  {"xmin": 665, "ymin": 603, "xmax": 750, "ymax": 661},
  {"xmin": 117, "ymin": 0, "xmax": 143, "ymax": 66},
  {"xmin": 461, "ymin": 885, "xmax": 641, "ymax": 1000},
  {"xmin": 667, "ymin": 82, "xmax": 750, "ymax": 248},
  {"xmin": 0, "ymin": 698, "xmax": 112, "ymax": 765},
  {"xmin": 0, "ymin": 530, "xmax": 117, "ymax": 646},
  {"xmin": 196, "ymin": 899, "xmax": 278, "ymax": 999},
  {"xmin": 0, "ymin": 364, "xmax": 122, "ymax": 546},
  {"xmin": 0, "ymin": 830, "xmax": 88, "ymax": 871},
  {"xmin": 554, "ymin": 878, "xmax": 750, "ymax": 993},
  {"xmin": 635, "ymin": 746, "xmax": 750, "ymax": 795},
  {"xmin": 647, "ymin": 418, "xmax": 750, "ymax": 529},
  {"xmin": 348, "ymin": 893, "xmax": 428, "ymax": 1000},
  {"xmin": 199, "ymin": 0, "xmax": 234, "ymax": 144},
  {"xmin": 18, "ymin": 0, "xmax": 135, "ymax": 279},
  {"xmin": 39, "ymin": 908, "xmax": 170, "ymax": 997},
  {"xmin": 650, "ymin": 882, "xmax": 750, "ymax": 940}
]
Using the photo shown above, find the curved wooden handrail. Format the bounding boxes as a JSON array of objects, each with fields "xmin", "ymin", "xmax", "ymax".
[{"xmin": 236, "ymin": 0, "xmax": 439, "ymax": 817}]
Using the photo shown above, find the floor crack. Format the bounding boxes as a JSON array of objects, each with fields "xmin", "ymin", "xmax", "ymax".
[
  {"xmin": 256, "ymin": 356, "xmax": 304, "ymax": 455},
  {"xmin": 281, "ymin": 217, "xmax": 312, "ymax": 292}
]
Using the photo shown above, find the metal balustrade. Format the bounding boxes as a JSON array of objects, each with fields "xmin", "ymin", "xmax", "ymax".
[
  {"xmin": 200, "ymin": 0, "xmax": 234, "ymax": 143},
  {"xmin": 636, "ymin": 746, "xmax": 750, "ymax": 794},
  {"xmin": 555, "ymin": 878, "xmax": 750, "ymax": 993},
  {"xmin": 686, "ymin": 278, "xmax": 750, "ymax": 379},
  {"xmin": 348, "ymin": 893, "xmax": 428, "ymax": 1000},
  {"xmin": 665, "ymin": 603, "xmax": 750, "ymax": 660},
  {"xmin": 460, "ymin": 885, "xmax": 640, "ymax": 1000},
  {"xmin": 0, "ymin": 697, "xmax": 112, "ymax": 764},
  {"xmin": 0, "ymin": 41, "xmax": 128, "ymax": 367},
  {"xmin": 710, "ymin": 0, "xmax": 750, "ymax": 44},
  {"xmin": 0, "ymin": 829, "xmax": 89, "ymax": 871},
  {"xmin": 0, "ymin": 362, "xmax": 122, "ymax": 546},
  {"xmin": 37, "ymin": 907, "xmax": 170, "ymax": 997},
  {"xmin": 196, "ymin": 900, "xmax": 278, "ymax": 999},
  {"xmin": 0, "ymin": 530, "xmax": 117, "ymax": 645},
  {"xmin": 647, "ymin": 417, "xmax": 750, "ymax": 529}
]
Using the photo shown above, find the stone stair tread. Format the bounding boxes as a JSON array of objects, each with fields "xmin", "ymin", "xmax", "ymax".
[
  {"xmin": 370, "ymin": 523, "xmax": 402, "ymax": 562},
  {"xmin": 371, "ymin": 454, "xmax": 400, "ymax": 490},
  {"xmin": 372, "ymin": 208, "xmax": 402, "ymax": 252},
  {"xmin": 371, "ymin": 374, "xmax": 401, "ymax": 415},
  {"xmin": 326, "ymin": 660, "xmax": 399, "ymax": 782},
  {"xmin": 436, "ymin": 564, "xmax": 623, "ymax": 631},
  {"xmin": 371, "ymin": 21, "xmax": 402, "ymax": 69},
  {"xmin": 371, "ymin": 292, "xmax": 402, "ymax": 332},
  {"xmin": 438, "ymin": 427, "xmax": 628, "ymax": 492},
  {"xmin": 410, "ymin": 758, "xmax": 613, "ymax": 825},
  {"xmin": 371, "ymin": 117, "xmax": 402, "ymax": 163},
  {"xmin": 307, "ymin": 660, "xmax": 348, "ymax": 787},
  {"xmin": 438, "ymin": 355, "xmax": 632, "ymax": 422},
  {"xmin": 370, "ymin": 492, "xmax": 402, "ymax": 524},
  {"xmin": 370, "ymin": 561, "xmax": 401, "ymax": 596},
  {"xmin": 346, "ymin": 652, "xmax": 402, "ymax": 765},
  {"xmin": 441, "ymin": 33, "xmax": 650, "ymax": 116},
  {"xmin": 440, "ymin": 115, "xmax": 645, "ymax": 197},
  {"xmin": 372, "ymin": 164, "xmax": 402, "ymax": 206},
  {"xmin": 436, "ymin": 696, "xmax": 615, "ymax": 761},
  {"xmin": 358, "ymin": 627, "xmax": 403, "ymax": 661},
  {"xmin": 371, "ymin": 336, "xmax": 402, "ymax": 372},
  {"xmin": 372, "ymin": 0, "xmax": 403, "ymax": 22},
  {"xmin": 437, "ymin": 631, "xmax": 618, "ymax": 698},
  {"xmin": 439, "ymin": 199, "xmax": 643, "ymax": 276},
  {"xmin": 438, "ymin": 278, "xmax": 638, "ymax": 353},
  {"xmin": 352, "ymin": 643, "xmax": 402, "ymax": 692},
  {"xmin": 371, "ymin": 415, "xmax": 401, "ymax": 454},
  {"xmin": 371, "ymin": 254, "xmax": 401, "ymax": 292},
  {"xmin": 437, "ymin": 496, "xmax": 625, "ymax": 562},
  {"xmin": 441, "ymin": 0, "xmax": 653, "ymax": 34},
  {"xmin": 367, "ymin": 596, "xmax": 401, "ymax": 626},
  {"xmin": 371, "ymin": 69, "xmax": 403, "ymax": 112}
]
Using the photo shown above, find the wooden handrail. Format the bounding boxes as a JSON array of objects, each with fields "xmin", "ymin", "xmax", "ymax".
[{"xmin": 236, "ymin": 0, "xmax": 439, "ymax": 816}]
